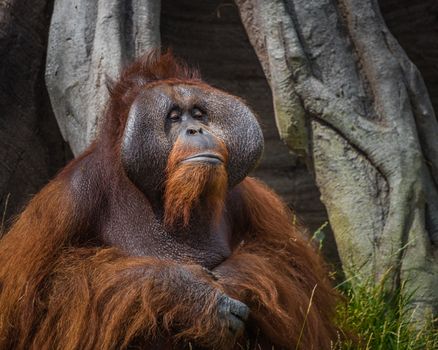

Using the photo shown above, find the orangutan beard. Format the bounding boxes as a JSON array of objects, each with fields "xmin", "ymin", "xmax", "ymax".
[{"xmin": 164, "ymin": 142, "xmax": 228, "ymax": 230}]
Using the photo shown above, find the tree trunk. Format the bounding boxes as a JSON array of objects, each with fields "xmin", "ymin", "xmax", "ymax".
[
  {"xmin": 0, "ymin": 0, "xmax": 70, "ymax": 230},
  {"xmin": 45, "ymin": 0, "xmax": 161, "ymax": 155},
  {"xmin": 235, "ymin": 0, "xmax": 438, "ymax": 318}
]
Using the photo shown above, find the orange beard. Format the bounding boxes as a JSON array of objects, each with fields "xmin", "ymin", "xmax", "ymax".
[{"xmin": 164, "ymin": 140, "xmax": 228, "ymax": 229}]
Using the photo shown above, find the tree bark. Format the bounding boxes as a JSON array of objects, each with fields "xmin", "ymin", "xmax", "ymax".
[
  {"xmin": 45, "ymin": 0, "xmax": 161, "ymax": 155},
  {"xmin": 0, "ymin": 0, "xmax": 70, "ymax": 230},
  {"xmin": 235, "ymin": 0, "xmax": 438, "ymax": 318}
]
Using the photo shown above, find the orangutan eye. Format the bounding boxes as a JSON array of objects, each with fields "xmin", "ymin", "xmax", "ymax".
[
  {"xmin": 192, "ymin": 107, "xmax": 205, "ymax": 120},
  {"xmin": 168, "ymin": 108, "xmax": 181, "ymax": 121}
]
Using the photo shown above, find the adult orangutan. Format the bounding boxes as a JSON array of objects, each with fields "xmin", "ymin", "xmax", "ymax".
[{"xmin": 0, "ymin": 51, "xmax": 338, "ymax": 349}]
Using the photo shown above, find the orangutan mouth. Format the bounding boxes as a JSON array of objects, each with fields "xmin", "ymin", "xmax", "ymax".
[{"xmin": 182, "ymin": 153, "xmax": 224, "ymax": 165}]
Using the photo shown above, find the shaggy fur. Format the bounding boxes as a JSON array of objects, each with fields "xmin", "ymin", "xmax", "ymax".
[
  {"xmin": 0, "ymin": 51, "xmax": 339, "ymax": 349},
  {"xmin": 217, "ymin": 178, "xmax": 338, "ymax": 349},
  {"xmin": 164, "ymin": 138, "xmax": 228, "ymax": 228}
]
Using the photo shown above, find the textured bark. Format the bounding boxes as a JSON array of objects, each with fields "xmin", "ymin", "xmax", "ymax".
[
  {"xmin": 0, "ymin": 0, "xmax": 70, "ymax": 230},
  {"xmin": 235, "ymin": 0, "xmax": 438, "ymax": 318},
  {"xmin": 46, "ymin": 0, "xmax": 161, "ymax": 155}
]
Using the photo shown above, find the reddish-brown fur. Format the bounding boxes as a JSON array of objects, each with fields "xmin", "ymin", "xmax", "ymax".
[
  {"xmin": 217, "ymin": 178, "xmax": 338, "ymax": 349},
  {"xmin": 0, "ymin": 51, "xmax": 339, "ymax": 349},
  {"xmin": 164, "ymin": 138, "xmax": 228, "ymax": 228}
]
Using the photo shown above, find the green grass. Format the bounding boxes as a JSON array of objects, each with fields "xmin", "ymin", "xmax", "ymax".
[
  {"xmin": 311, "ymin": 223, "xmax": 437, "ymax": 349},
  {"xmin": 332, "ymin": 275, "xmax": 438, "ymax": 349}
]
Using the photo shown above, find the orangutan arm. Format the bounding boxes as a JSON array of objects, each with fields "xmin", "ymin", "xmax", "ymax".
[
  {"xmin": 30, "ymin": 248, "xmax": 248, "ymax": 350},
  {"xmin": 214, "ymin": 177, "xmax": 338, "ymax": 350},
  {"xmin": 0, "ymin": 179, "xmax": 246, "ymax": 350}
]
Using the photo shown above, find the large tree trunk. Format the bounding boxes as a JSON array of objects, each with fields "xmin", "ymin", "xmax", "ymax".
[
  {"xmin": 235, "ymin": 0, "xmax": 438, "ymax": 318},
  {"xmin": 0, "ymin": 0, "xmax": 70, "ymax": 230},
  {"xmin": 46, "ymin": 0, "xmax": 161, "ymax": 155}
]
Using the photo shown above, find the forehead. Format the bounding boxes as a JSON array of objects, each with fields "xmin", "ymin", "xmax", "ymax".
[{"xmin": 141, "ymin": 83, "xmax": 226, "ymax": 109}]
